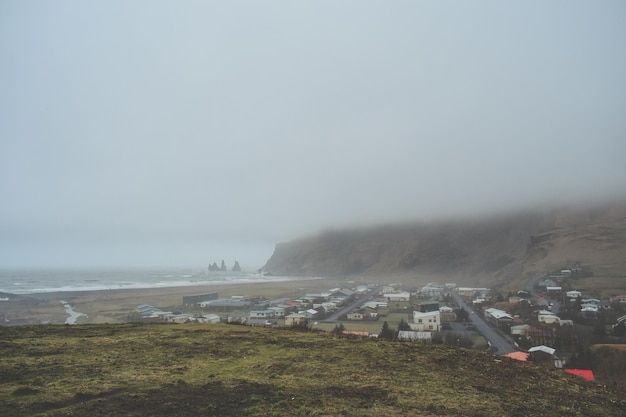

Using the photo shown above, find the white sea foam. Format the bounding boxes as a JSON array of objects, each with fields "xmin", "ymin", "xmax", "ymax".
[{"xmin": 0, "ymin": 268, "xmax": 322, "ymax": 295}]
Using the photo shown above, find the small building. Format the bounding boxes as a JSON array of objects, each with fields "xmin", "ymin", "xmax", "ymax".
[
  {"xmin": 398, "ymin": 331, "xmax": 432, "ymax": 342},
  {"xmin": 417, "ymin": 300, "xmax": 440, "ymax": 312},
  {"xmin": 538, "ymin": 314, "xmax": 560, "ymax": 324},
  {"xmin": 420, "ymin": 283, "xmax": 446, "ymax": 299},
  {"xmin": 249, "ymin": 310, "xmax": 276, "ymax": 319},
  {"xmin": 284, "ymin": 313, "xmax": 306, "ymax": 326},
  {"xmin": 196, "ymin": 314, "xmax": 221, "ymax": 323},
  {"xmin": 510, "ymin": 324, "xmax": 532, "ymax": 336},
  {"xmin": 546, "ymin": 286, "xmax": 562, "ymax": 294},
  {"xmin": 182, "ymin": 293, "xmax": 218, "ymax": 307},
  {"xmin": 346, "ymin": 311, "xmax": 364, "ymax": 320},
  {"xmin": 384, "ymin": 292, "xmax": 411, "ymax": 302},
  {"xmin": 610, "ymin": 295, "xmax": 626, "ymax": 306},
  {"xmin": 484, "ymin": 308, "xmax": 514, "ymax": 327},
  {"xmin": 566, "ymin": 291, "xmax": 582, "ymax": 299},
  {"xmin": 411, "ymin": 311, "xmax": 440, "ymax": 331},
  {"xmin": 439, "ymin": 306, "xmax": 456, "ymax": 323},
  {"xmin": 528, "ymin": 345, "xmax": 556, "ymax": 366}
]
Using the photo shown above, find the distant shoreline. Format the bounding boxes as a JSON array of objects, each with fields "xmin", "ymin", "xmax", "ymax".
[
  {"xmin": 0, "ymin": 276, "xmax": 337, "ymax": 325},
  {"xmin": 2, "ymin": 275, "xmax": 325, "ymax": 299}
]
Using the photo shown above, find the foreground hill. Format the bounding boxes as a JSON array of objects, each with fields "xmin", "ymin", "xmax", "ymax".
[
  {"xmin": 263, "ymin": 201, "xmax": 626, "ymax": 289},
  {"xmin": 1, "ymin": 323, "xmax": 624, "ymax": 417}
]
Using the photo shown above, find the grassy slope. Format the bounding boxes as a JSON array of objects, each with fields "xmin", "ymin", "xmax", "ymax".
[{"xmin": 1, "ymin": 323, "xmax": 624, "ymax": 417}]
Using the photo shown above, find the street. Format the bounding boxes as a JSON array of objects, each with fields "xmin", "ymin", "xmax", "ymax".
[
  {"xmin": 322, "ymin": 286, "xmax": 382, "ymax": 322},
  {"xmin": 450, "ymin": 292, "xmax": 517, "ymax": 355}
]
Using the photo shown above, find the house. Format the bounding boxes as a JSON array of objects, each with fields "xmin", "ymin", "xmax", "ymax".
[
  {"xmin": 610, "ymin": 295, "xmax": 626, "ymax": 306},
  {"xmin": 439, "ymin": 306, "xmax": 456, "ymax": 323},
  {"xmin": 566, "ymin": 290, "xmax": 582, "ymax": 299},
  {"xmin": 484, "ymin": 308, "xmax": 513, "ymax": 327},
  {"xmin": 384, "ymin": 292, "xmax": 411, "ymax": 302},
  {"xmin": 198, "ymin": 299, "xmax": 250, "ymax": 311},
  {"xmin": 303, "ymin": 308, "xmax": 319, "ymax": 319},
  {"xmin": 456, "ymin": 287, "xmax": 490, "ymax": 298},
  {"xmin": 249, "ymin": 310, "xmax": 276, "ymax": 319},
  {"xmin": 398, "ymin": 331, "xmax": 432, "ymax": 342},
  {"xmin": 227, "ymin": 313, "xmax": 246, "ymax": 324},
  {"xmin": 417, "ymin": 300, "xmax": 439, "ymax": 312},
  {"xmin": 167, "ymin": 314, "xmax": 192, "ymax": 324},
  {"xmin": 546, "ymin": 286, "xmax": 562, "ymax": 294},
  {"xmin": 136, "ymin": 305, "xmax": 159, "ymax": 316},
  {"xmin": 182, "ymin": 293, "xmax": 218, "ymax": 307},
  {"xmin": 538, "ymin": 279, "xmax": 557, "ymax": 288},
  {"xmin": 510, "ymin": 324, "xmax": 532, "ymax": 336},
  {"xmin": 538, "ymin": 314, "xmax": 560, "ymax": 324},
  {"xmin": 196, "ymin": 314, "xmax": 220, "ymax": 323},
  {"xmin": 411, "ymin": 311, "xmax": 440, "ymax": 331},
  {"xmin": 582, "ymin": 298, "xmax": 601, "ymax": 306},
  {"xmin": 581, "ymin": 306, "xmax": 598, "ymax": 319},
  {"xmin": 330, "ymin": 288, "xmax": 355, "ymax": 299},
  {"xmin": 267, "ymin": 307, "xmax": 285, "ymax": 317},
  {"xmin": 356, "ymin": 284, "xmax": 369, "ymax": 293},
  {"xmin": 381, "ymin": 286, "xmax": 398, "ymax": 294},
  {"xmin": 561, "ymin": 269, "xmax": 572, "ymax": 277},
  {"xmin": 284, "ymin": 313, "xmax": 306, "ymax": 326},
  {"xmin": 347, "ymin": 311, "xmax": 364, "ymax": 320},
  {"xmin": 420, "ymin": 283, "xmax": 445, "ymax": 299},
  {"xmin": 528, "ymin": 345, "xmax": 556, "ymax": 366}
]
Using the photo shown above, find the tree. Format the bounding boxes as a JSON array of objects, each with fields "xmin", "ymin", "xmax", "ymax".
[
  {"xmin": 331, "ymin": 323, "xmax": 346, "ymax": 336},
  {"xmin": 380, "ymin": 321, "xmax": 394, "ymax": 341},
  {"xmin": 398, "ymin": 318, "xmax": 411, "ymax": 331}
]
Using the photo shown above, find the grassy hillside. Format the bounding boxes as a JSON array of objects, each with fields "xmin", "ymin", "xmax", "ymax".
[{"xmin": 1, "ymin": 323, "xmax": 624, "ymax": 417}]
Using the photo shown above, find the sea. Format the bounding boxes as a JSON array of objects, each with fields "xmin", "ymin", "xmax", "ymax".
[{"xmin": 0, "ymin": 268, "xmax": 310, "ymax": 295}]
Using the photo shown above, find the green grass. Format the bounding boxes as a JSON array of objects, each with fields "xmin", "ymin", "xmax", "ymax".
[{"xmin": 1, "ymin": 323, "xmax": 624, "ymax": 416}]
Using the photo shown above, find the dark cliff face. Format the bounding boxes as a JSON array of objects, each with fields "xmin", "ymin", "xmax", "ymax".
[
  {"xmin": 262, "ymin": 210, "xmax": 556, "ymax": 283},
  {"xmin": 262, "ymin": 201, "xmax": 626, "ymax": 287}
]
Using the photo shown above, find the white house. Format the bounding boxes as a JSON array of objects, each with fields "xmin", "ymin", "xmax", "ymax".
[
  {"xmin": 197, "ymin": 314, "xmax": 220, "ymax": 323},
  {"xmin": 538, "ymin": 314, "xmax": 560, "ymax": 324},
  {"xmin": 411, "ymin": 311, "xmax": 440, "ymax": 331},
  {"xmin": 510, "ymin": 324, "xmax": 532, "ymax": 336},
  {"xmin": 384, "ymin": 292, "xmax": 411, "ymax": 302},
  {"xmin": 398, "ymin": 331, "xmax": 432, "ymax": 342},
  {"xmin": 249, "ymin": 310, "xmax": 275, "ymax": 319},
  {"xmin": 420, "ymin": 283, "xmax": 445, "ymax": 299},
  {"xmin": 566, "ymin": 290, "xmax": 582, "ymax": 299}
]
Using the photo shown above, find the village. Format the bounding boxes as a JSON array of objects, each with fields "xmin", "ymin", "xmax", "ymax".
[{"xmin": 135, "ymin": 264, "xmax": 626, "ymax": 383}]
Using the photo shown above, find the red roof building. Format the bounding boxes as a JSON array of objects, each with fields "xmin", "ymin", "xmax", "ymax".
[{"xmin": 565, "ymin": 369, "xmax": 595, "ymax": 381}]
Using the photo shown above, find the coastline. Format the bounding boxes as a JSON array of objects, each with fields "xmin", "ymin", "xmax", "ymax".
[{"xmin": 1, "ymin": 276, "xmax": 341, "ymax": 326}]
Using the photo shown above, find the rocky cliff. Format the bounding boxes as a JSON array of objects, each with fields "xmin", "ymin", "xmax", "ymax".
[{"xmin": 263, "ymin": 201, "xmax": 626, "ymax": 288}]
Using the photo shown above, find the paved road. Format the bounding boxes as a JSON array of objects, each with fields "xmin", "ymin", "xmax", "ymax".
[
  {"xmin": 525, "ymin": 272, "xmax": 560, "ymax": 314},
  {"xmin": 322, "ymin": 286, "xmax": 381, "ymax": 322},
  {"xmin": 450, "ymin": 292, "xmax": 517, "ymax": 355}
]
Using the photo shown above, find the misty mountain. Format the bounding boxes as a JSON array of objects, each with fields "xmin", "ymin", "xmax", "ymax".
[{"xmin": 262, "ymin": 201, "xmax": 626, "ymax": 288}]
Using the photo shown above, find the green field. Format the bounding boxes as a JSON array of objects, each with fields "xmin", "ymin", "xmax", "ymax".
[{"xmin": 1, "ymin": 323, "xmax": 623, "ymax": 416}]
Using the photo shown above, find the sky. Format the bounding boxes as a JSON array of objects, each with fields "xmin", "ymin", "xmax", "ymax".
[{"xmin": 1, "ymin": 1, "xmax": 625, "ymax": 269}]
